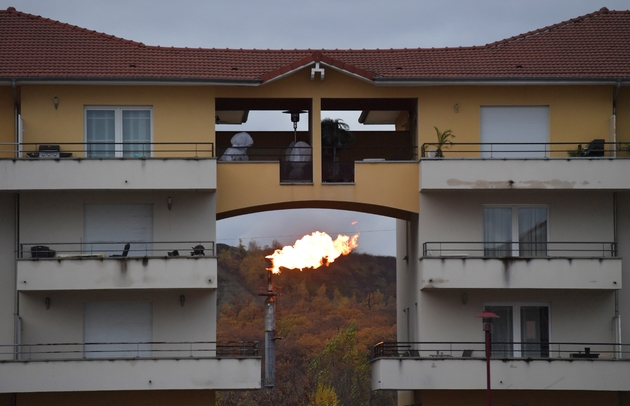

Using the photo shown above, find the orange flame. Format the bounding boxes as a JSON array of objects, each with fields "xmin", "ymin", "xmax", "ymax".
[{"xmin": 266, "ymin": 231, "xmax": 359, "ymax": 274}]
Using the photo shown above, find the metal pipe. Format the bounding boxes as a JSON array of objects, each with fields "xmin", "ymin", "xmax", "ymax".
[
  {"xmin": 613, "ymin": 192, "xmax": 622, "ymax": 358},
  {"xmin": 261, "ymin": 268, "xmax": 277, "ymax": 388}
]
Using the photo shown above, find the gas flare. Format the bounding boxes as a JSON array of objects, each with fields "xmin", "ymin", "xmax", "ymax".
[{"xmin": 266, "ymin": 231, "xmax": 359, "ymax": 274}]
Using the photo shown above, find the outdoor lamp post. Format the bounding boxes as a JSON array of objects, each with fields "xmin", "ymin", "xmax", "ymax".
[
  {"xmin": 477, "ymin": 311, "xmax": 499, "ymax": 406},
  {"xmin": 283, "ymin": 110, "xmax": 306, "ymax": 143}
]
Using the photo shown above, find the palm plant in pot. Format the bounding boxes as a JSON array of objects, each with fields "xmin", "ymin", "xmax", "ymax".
[
  {"xmin": 433, "ymin": 126, "xmax": 455, "ymax": 157},
  {"xmin": 321, "ymin": 118, "xmax": 355, "ymax": 181}
]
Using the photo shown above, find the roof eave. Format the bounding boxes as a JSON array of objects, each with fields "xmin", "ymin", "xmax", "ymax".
[
  {"xmin": 0, "ymin": 77, "xmax": 263, "ymax": 86},
  {"xmin": 373, "ymin": 77, "xmax": 630, "ymax": 86}
]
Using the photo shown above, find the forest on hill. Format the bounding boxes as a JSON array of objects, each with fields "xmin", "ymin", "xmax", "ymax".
[{"xmin": 215, "ymin": 241, "xmax": 398, "ymax": 406}]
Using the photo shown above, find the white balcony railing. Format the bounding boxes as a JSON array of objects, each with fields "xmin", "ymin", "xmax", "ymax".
[
  {"xmin": 0, "ymin": 341, "xmax": 261, "ymax": 393},
  {"xmin": 420, "ymin": 158, "xmax": 630, "ymax": 191},
  {"xmin": 420, "ymin": 242, "xmax": 621, "ymax": 289},
  {"xmin": 0, "ymin": 142, "xmax": 216, "ymax": 191},
  {"xmin": 17, "ymin": 241, "xmax": 217, "ymax": 291},
  {"xmin": 372, "ymin": 341, "xmax": 630, "ymax": 391}
]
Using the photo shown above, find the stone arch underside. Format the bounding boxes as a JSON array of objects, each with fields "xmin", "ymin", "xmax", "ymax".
[{"xmin": 217, "ymin": 200, "xmax": 414, "ymax": 221}]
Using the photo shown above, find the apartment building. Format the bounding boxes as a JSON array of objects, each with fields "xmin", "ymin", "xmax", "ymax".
[
  {"xmin": 0, "ymin": 8, "xmax": 260, "ymax": 406},
  {"xmin": 372, "ymin": 10, "xmax": 630, "ymax": 406},
  {"xmin": 1, "ymin": 6, "xmax": 629, "ymax": 406}
]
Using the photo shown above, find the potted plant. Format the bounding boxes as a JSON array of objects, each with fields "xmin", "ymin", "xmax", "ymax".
[
  {"xmin": 321, "ymin": 118, "xmax": 355, "ymax": 180},
  {"xmin": 567, "ymin": 145, "xmax": 583, "ymax": 157},
  {"xmin": 434, "ymin": 126, "xmax": 455, "ymax": 157}
]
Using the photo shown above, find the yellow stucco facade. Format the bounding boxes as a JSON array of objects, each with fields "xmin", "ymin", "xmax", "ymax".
[
  {"xmin": 3, "ymin": 67, "xmax": 626, "ymax": 218},
  {"xmin": 18, "ymin": 85, "xmax": 216, "ymax": 157}
]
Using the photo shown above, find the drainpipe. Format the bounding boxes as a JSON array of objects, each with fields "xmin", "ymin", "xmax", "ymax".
[
  {"xmin": 613, "ymin": 80, "xmax": 622, "ymax": 116},
  {"xmin": 613, "ymin": 192, "xmax": 621, "ymax": 358},
  {"xmin": 13, "ymin": 194, "xmax": 20, "ymax": 359},
  {"xmin": 12, "ymin": 79, "xmax": 18, "ymax": 157},
  {"xmin": 612, "ymin": 81, "xmax": 622, "ymax": 358},
  {"xmin": 11, "ymin": 79, "xmax": 21, "ymax": 359}
]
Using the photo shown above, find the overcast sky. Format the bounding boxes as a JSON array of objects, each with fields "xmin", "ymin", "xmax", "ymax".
[{"xmin": 4, "ymin": 0, "xmax": 628, "ymax": 256}]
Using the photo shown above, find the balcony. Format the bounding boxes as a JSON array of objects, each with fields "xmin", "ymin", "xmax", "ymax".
[
  {"xmin": 0, "ymin": 142, "xmax": 216, "ymax": 191},
  {"xmin": 0, "ymin": 341, "xmax": 261, "ymax": 393},
  {"xmin": 419, "ymin": 142, "xmax": 630, "ymax": 190},
  {"xmin": 217, "ymin": 159, "xmax": 419, "ymax": 218},
  {"xmin": 372, "ymin": 341, "xmax": 630, "ymax": 391},
  {"xmin": 420, "ymin": 242, "xmax": 621, "ymax": 290},
  {"xmin": 17, "ymin": 241, "xmax": 217, "ymax": 291}
]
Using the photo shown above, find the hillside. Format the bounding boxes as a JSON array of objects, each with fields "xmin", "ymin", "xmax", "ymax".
[{"xmin": 216, "ymin": 241, "xmax": 398, "ymax": 406}]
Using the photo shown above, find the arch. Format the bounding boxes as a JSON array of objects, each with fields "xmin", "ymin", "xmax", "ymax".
[{"xmin": 217, "ymin": 200, "xmax": 414, "ymax": 221}]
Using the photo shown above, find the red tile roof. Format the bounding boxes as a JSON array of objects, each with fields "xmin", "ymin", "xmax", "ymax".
[{"xmin": 1, "ymin": 6, "xmax": 629, "ymax": 84}]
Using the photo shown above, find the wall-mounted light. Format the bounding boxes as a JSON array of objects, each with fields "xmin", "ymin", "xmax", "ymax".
[
  {"xmin": 180, "ymin": 295, "xmax": 185, "ymax": 307},
  {"xmin": 53, "ymin": 97, "xmax": 59, "ymax": 110},
  {"xmin": 454, "ymin": 103, "xmax": 459, "ymax": 113},
  {"xmin": 45, "ymin": 297, "xmax": 51, "ymax": 309},
  {"xmin": 167, "ymin": 196, "xmax": 172, "ymax": 211}
]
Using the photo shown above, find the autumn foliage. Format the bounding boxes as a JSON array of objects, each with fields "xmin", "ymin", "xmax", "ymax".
[{"xmin": 216, "ymin": 241, "xmax": 397, "ymax": 406}]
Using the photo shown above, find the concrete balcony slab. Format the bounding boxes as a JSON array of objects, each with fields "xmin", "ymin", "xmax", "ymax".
[
  {"xmin": 420, "ymin": 257, "xmax": 621, "ymax": 290},
  {"xmin": 420, "ymin": 159, "xmax": 630, "ymax": 190},
  {"xmin": 17, "ymin": 256, "xmax": 217, "ymax": 291},
  {"xmin": 0, "ymin": 357, "xmax": 260, "ymax": 393},
  {"xmin": 372, "ymin": 357, "xmax": 630, "ymax": 391},
  {"xmin": 0, "ymin": 158, "xmax": 216, "ymax": 191}
]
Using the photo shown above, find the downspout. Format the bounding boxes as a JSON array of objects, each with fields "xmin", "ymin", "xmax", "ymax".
[
  {"xmin": 613, "ymin": 79, "xmax": 622, "ymax": 116},
  {"xmin": 612, "ymin": 80, "xmax": 623, "ymax": 358},
  {"xmin": 613, "ymin": 192, "xmax": 621, "ymax": 358},
  {"xmin": 11, "ymin": 79, "xmax": 21, "ymax": 360},
  {"xmin": 612, "ymin": 80, "xmax": 622, "ymax": 156},
  {"xmin": 12, "ymin": 79, "xmax": 18, "ymax": 157}
]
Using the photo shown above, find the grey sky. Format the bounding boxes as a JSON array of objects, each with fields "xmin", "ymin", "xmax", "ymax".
[{"xmin": 5, "ymin": 0, "xmax": 627, "ymax": 255}]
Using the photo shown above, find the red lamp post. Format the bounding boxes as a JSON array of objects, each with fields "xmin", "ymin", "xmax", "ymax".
[{"xmin": 477, "ymin": 311, "xmax": 500, "ymax": 406}]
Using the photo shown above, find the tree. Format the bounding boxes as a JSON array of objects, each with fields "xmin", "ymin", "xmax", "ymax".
[
  {"xmin": 321, "ymin": 118, "xmax": 355, "ymax": 181},
  {"xmin": 309, "ymin": 323, "xmax": 370, "ymax": 406},
  {"xmin": 309, "ymin": 383, "xmax": 339, "ymax": 406}
]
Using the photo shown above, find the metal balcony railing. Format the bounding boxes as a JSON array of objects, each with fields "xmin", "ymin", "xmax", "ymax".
[
  {"xmin": 372, "ymin": 341, "xmax": 628, "ymax": 360},
  {"xmin": 420, "ymin": 141, "xmax": 627, "ymax": 158},
  {"xmin": 0, "ymin": 142, "xmax": 215, "ymax": 159},
  {"xmin": 1, "ymin": 341, "xmax": 258, "ymax": 361},
  {"xmin": 422, "ymin": 241, "xmax": 618, "ymax": 258},
  {"xmin": 217, "ymin": 145, "xmax": 417, "ymax": 162},
  {"xmin": 18, "ymin": 241, "xmax": 216, "ymax": 259}
]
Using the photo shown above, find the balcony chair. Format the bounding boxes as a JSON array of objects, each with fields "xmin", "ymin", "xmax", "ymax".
[
  {"xmin": 191, "ymin": 245, "xmax": 205, "ymax": 256},
  {"xmin": 581, "ymin": 139, "xmax": 605, "ymax": 157},
  {"xmin": 110, "ymin": 243, "xmax": 130, "ymax": 257}
]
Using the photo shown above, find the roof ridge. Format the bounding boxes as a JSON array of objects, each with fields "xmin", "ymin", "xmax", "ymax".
[
  {"xmin": 485, "ymin": 7, "xmax": 611, "ymax": 49},
  {"xmin": 2, "ymin": 7, "xmax": 146, "ymax": 47}
]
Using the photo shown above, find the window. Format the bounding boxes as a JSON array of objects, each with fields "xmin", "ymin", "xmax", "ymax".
[
  {"xmin": 483, "ymin": 206, "xmax": 547, "ymax": 257},
  {"xmin": 484, "ymin": 304, "xmax": 550, "ymax": 358},
  {"xmin": 85, "ymin": 107, "xmax": 152, "ymax": 157},
  {"xmin": 84, "ymin": 204, "xmax": 153, "ymax": 256},
  {"xmin": 480, "ymin": 106, "xmax": 549, "ymax": 158},
  {"xmin": 84, "ymin": 302, "xmax": 152, "ymax": 358}
]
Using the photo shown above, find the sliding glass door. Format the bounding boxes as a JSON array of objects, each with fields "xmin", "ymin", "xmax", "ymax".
[{"xmin": 485, "ymin": 304, "xmax": 550, "ymax": 358}]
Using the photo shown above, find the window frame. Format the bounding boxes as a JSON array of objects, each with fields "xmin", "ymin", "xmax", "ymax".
[
  {"xmin": 84, "ymin": 106, "xmax": 154, "ymax": 158},
  {"xmin": 483, "ymin": 204, "xmax": 549, "ymax": 257}
]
